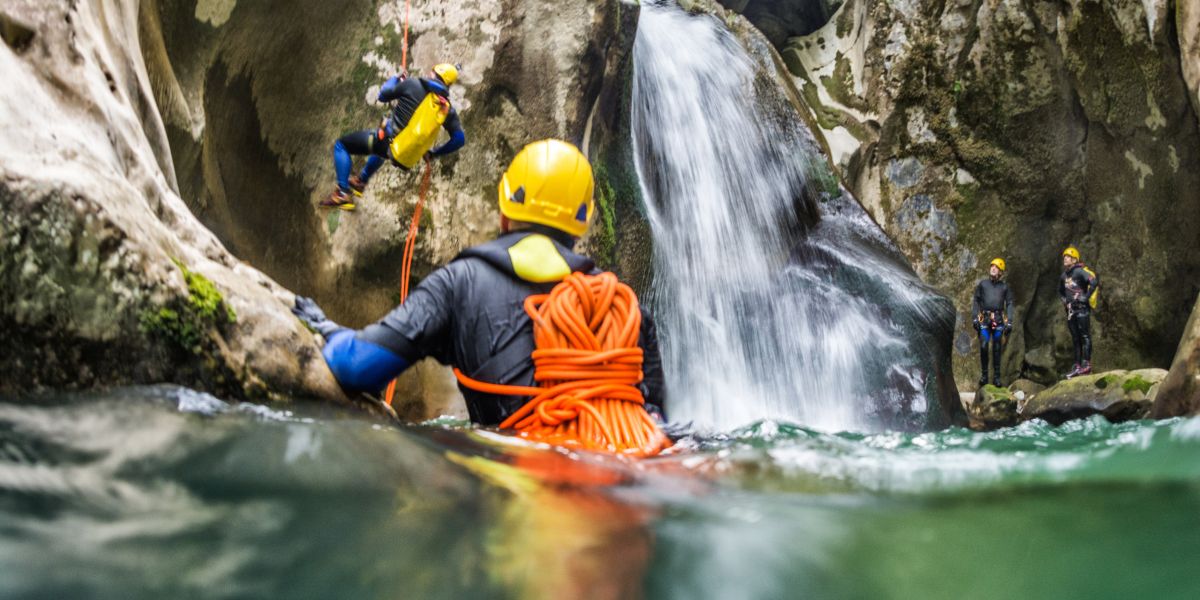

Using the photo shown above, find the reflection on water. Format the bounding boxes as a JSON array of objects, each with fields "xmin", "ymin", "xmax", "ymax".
[{"xmin": 2, "ymin": 386, "xmax": 1200, "ymax": 599}]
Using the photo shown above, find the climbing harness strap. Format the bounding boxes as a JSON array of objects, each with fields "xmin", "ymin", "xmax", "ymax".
[{"xmin": 453, "ymin": 272, "xmax": 672, "ymax": 457}]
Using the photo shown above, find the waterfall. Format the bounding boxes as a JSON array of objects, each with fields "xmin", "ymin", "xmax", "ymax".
[{"xmin": 632, "ymin": 2, "xmax": 954, "ymax": 432}]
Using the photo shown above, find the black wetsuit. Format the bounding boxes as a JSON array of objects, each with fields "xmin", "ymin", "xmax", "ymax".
[
  {"xmin": 333, "ymin": 76, "xmax": 465, "ymax": 191},
  {"xmin": 972, "ymin": 277, "xmax": 1014, "ymax": 384},
  {"xmin": 1059, "ymin": 263, "xmax": 1099, "ymax": 366},
  {"xmin": 349, "ymin": 229, "xmax": 666, "ymax": 425}
]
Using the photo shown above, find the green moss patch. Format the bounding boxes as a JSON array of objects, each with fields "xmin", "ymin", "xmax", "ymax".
[
  {"xmin": 981, "ymin": 384, "xmax": 1014, "ymax": 399},
  {"xmin": 141, "ymin": 261, "xmax": 237, "ymax": 353},
  {"xmin": 1121, "ymin": 374, "xmax": 1153, "ymax": 394},
  {"xmin": 590, "ymin": 163, "xmax": 620, "ymax": 269}
]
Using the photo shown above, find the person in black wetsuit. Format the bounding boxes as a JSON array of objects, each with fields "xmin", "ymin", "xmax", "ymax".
[
  {"xmin": 294, "ymin": 139, "xmax": 666, "ymax": 424},
  {"xmin": 972, "ymin": 257, "xmax": 1014, "ymax": 387},
  {"xmin": 322, "ymin": 63, "xmax": 467, "ymax": 210},
  {"xmin": 1059, "ymin": 245, "xmax": 1099, "ymax": 379}
]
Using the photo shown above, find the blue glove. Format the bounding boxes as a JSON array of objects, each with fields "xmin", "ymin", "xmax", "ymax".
[{"xmin": 292, "ymin": 296, "xmax": 342, "ymax": 337}]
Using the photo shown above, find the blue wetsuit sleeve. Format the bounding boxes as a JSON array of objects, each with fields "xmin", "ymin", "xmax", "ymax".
[
  {"xmin": 430, "ymin": 110, "xmax": 465, "ymax": 156},
  {"xmin": 378, "ymin": 75, "xmax": 404, "ymax": 102},
  {"xmin": 322, "ymin": 329, "xmax": 411, "ymax": 393},
  {"xmin": 430, "ymin": 130, "xmax": 465, "ymax": 156}
]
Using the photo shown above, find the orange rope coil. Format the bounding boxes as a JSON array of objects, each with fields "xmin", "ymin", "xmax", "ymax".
[{"xmin": 455, "ymin": 272, "xmax": 671, "ymax": 457}]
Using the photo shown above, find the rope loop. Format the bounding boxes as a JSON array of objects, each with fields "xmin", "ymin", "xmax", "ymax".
[{"xmin": 456, "ymin": 272, "xmax": 671, "ymax": 457}]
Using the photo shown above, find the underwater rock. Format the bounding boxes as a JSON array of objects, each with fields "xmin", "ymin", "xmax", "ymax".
[{"xmin": 1153, "ymin": 295, "xmax": 1200, "ymax": 418}]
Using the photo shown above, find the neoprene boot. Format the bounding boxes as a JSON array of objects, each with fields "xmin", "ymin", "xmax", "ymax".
[
  {"xmin": 1064, "ymin": 363, "xmax": 1081, "ymax": 379},
  {"xmin": 320, "ymin": 188, "xmax": 356, "ymax": 211},
  {"xmin": 1077, "ymin": 361, "xmax": 1092, "ymax": 376}
]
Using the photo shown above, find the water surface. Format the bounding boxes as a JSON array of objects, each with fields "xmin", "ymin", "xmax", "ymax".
[{"xmin": 1, "ymin": 386, "xmax": 1197, "ymax": 599}]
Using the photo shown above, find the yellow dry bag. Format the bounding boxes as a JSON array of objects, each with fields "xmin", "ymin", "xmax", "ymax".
[{"xmin": 389, "ymin": 93, "xmax": 450, "ymax": 169}]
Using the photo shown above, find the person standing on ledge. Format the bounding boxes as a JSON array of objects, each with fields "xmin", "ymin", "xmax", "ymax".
[
  {"xmin": 295, "ymin": 139, "xmax": 666, "ymax": 424},
  {"xmin": 322, "ymin": 63, "xmax": 466, "ymax": 211},
  {"xmin": 1059, "ymin": 246, "xmax": 1099, "ymax": 379},
  {"xmin": 972, "ymin": 257, "xmax": 1014, "ymax": 387}
]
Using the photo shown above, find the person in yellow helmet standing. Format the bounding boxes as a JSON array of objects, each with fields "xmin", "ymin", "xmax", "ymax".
[
  {"xmin": 972, "ymin": 257, "xmax": 1015, "ymax": 387},
  {"xmin": 322, "ymin": 63, "xmax": 466, "ymax": 210},
  {"xmin": 1059, "ymin": 246, "xmax": 1099, "ymax": 378},
  {"xmin": 294, "ymin": 140, "xmax": 666, "ymax": 423}
]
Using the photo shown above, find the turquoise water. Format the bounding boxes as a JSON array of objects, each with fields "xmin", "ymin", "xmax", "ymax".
[{"xmin": 1, "ymin": 386, "xmax": 1198, "ymax": 599}]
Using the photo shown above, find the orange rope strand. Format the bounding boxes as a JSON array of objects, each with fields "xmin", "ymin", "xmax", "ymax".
[
  {"xmin": 384, "ymin": 159, "xmax": 432, "ymax": 406},
  {"xmin": 381, "ymin": 0, "xmax": 421, "ymax": 407},
  {"xmin": 454, "ymin": 272, "xmax": 671, "ymax": 457},
  {"xmin": 400, "ymin": 0, "xmax": 411, "ymax": 71}
]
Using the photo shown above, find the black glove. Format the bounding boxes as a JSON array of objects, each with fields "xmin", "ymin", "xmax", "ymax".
[
  {"xmin": 1003, "ymin": 323, "xmax": 1013, "ymax": 333},
  {"xmin": 291, "ymin": 296, "xmax": 342, "ymax": 337}
]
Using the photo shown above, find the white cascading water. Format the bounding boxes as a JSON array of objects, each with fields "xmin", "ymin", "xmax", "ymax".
[{"xmin": 633, "ymin": 2, "xmax": 924, "ymax": 431}]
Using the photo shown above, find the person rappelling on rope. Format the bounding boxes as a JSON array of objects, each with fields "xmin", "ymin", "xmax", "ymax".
[
  {"xmin": 321, "ymin": 63, "xmax": 466, "ymax": 210},
  {"xmin": 972, "ymin": 257, "xmax": 1014, "ymax": 387},
  {"xmin": 294, "ymin": 140, "xmax": 667, "ymax": 445},
  {"xmin": 1059, "ymin": 245, "xmax": 1099, "ymax": 379}
]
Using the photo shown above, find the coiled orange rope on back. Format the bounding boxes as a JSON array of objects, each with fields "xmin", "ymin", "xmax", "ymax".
[{"xmin": 454, "ymin": 272, "xmax": 671, "ymax": 457}]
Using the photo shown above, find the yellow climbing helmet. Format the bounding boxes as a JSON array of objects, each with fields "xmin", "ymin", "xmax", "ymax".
[
  {"xmin": 498, "ymin": 139, "xmax": 594, "ymax": 237},
  {"xmin": 990, "ymin": 257, "xmax": 1006, "ymax": 271},
  {"xmin": 432, "ymin": 63, "xmax": 459, "ymax": 86},
  {"xmin": 1062, "ymin": 246, "xmax": 1080, "ymax": 260}
]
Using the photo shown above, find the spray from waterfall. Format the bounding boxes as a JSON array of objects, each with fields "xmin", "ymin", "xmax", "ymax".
[{"xmin": 632, "ymin": 2, "xmax": 935, "ymax": 432}]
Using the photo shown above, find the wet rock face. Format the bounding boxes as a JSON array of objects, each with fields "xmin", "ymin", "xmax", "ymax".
[
  {"xmin": 714, "ymin": 0, "xmax": 843, "ymax": 45},
  {"xmin": 1153, "ymin": 296, "xmax": 1200, "ymax": 418},
  {"xmin": 0, "ymin": 1, "xmax": 347, "ymax": 404},
  {"xmin": 143, "ymin": 0, "xmax": 635, "ymax": 328},
  {"xmin": 741, "ymin": 0, "xmax": 1200, "ymax": 388},
  {"xmin": 138, "ymin": 0, "xmax": 638, "ymax": 415},
  {"xmin": 1182, "ymin": 1, "xmax": 1200, "ymax": 117}
]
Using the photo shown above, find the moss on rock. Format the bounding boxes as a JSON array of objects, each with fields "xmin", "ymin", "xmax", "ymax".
[{"xmin": 140, "ymin": 261, "xmax": 237, "ymax": 354}]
